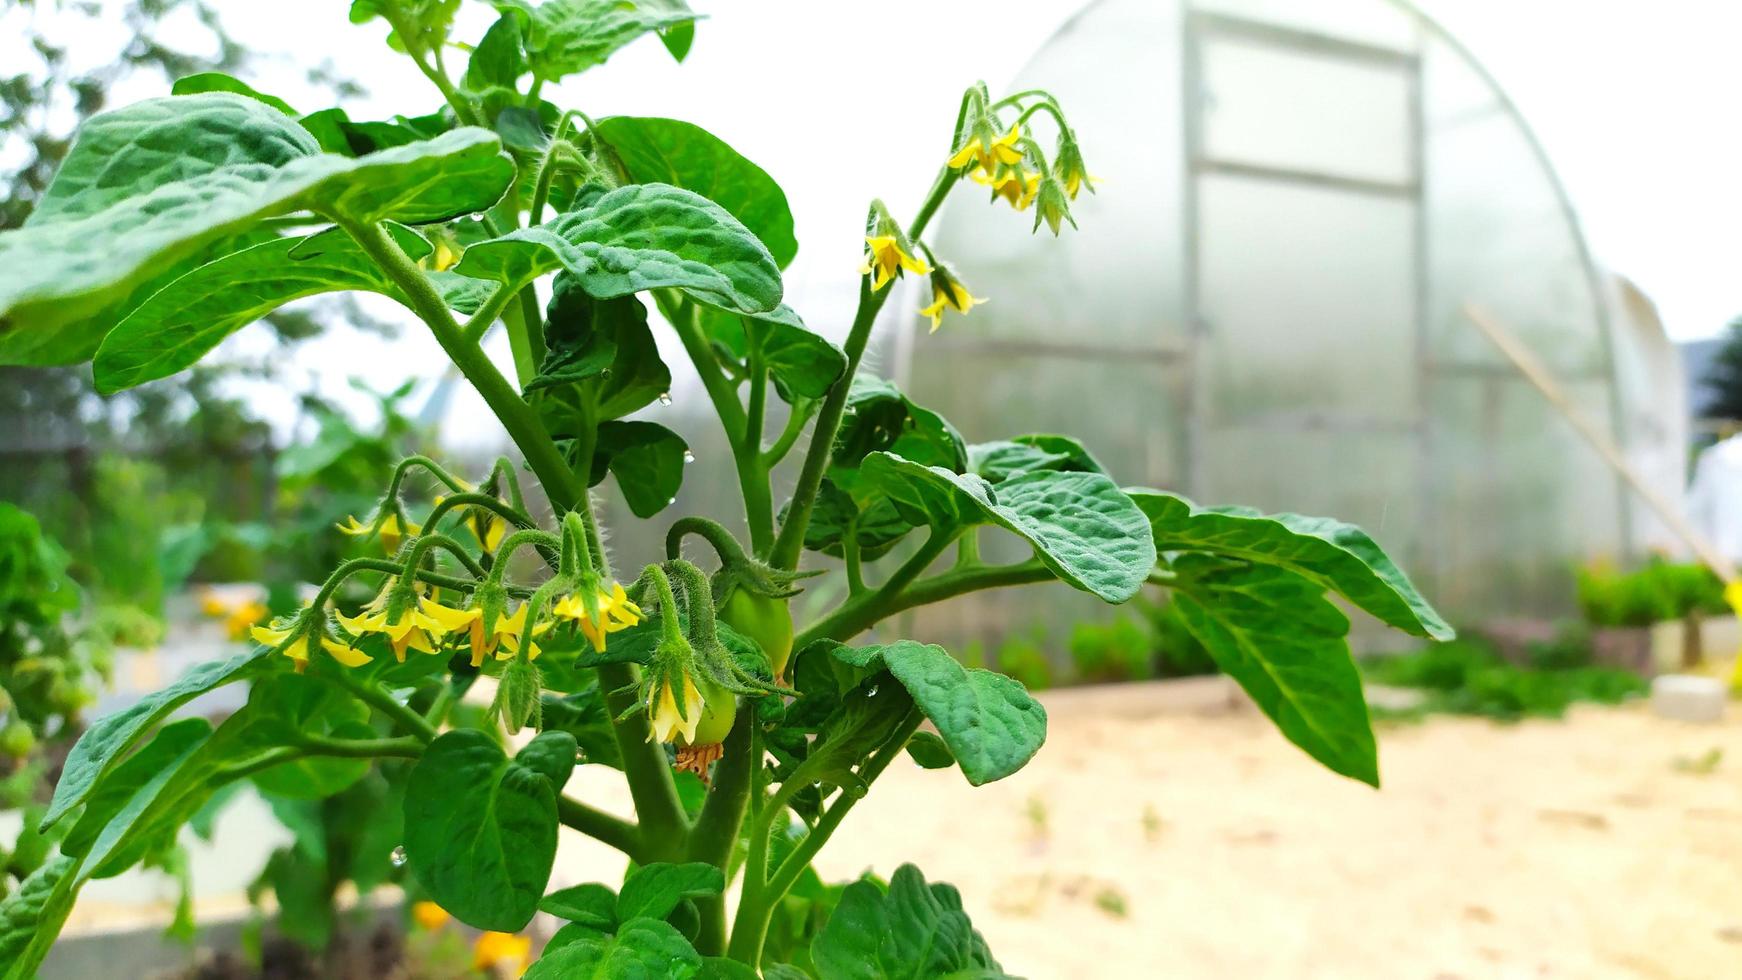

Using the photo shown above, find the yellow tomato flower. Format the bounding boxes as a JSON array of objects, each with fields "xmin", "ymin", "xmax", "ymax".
[
  {"xmin": 472, "ymin": 930, "xmax": 531, "ymax": 975},
  {"xmin": 858, "ymin": 235, "xmax": 930, "ymax": 291},
  {"xmin": 487, "ymin": 602, "xmax": 543, "ymax": 662},
  {"xmin": 336, "ymin": 513, "xmax": 420, "ymax": 555},
  {"xmin": 411, "ymin": 900, "xmax": 449, "ymax": 931},
  {"xmin": 973, "ymin": 167, "xmax": 1038, "ymax": 211},
  {"xmin": 416, "ymin": 596, "xmax": 493, "ymax": 666},
  {"xmin": 198, "ymin": 591, "xmax": 230, "ymax": 618},
  {"xmin": 336, "ymin": 602, "xmax": 440, "ymax": 664},
  {"xmin": 552, "ymin": 582, "xmax": 643, "ymax": 653},
  {"xmin": 250, "ymin": 613, "xmax": 372, "ymax": 669},
  {"xmin": 919, "ymin": 274, "xmax": 985, "ymax": 333},
  {"xmin": 947, "ymin": 122, "xmax": 1024, "ymax": 175},
  {"xmin": 223, "ymin": 600, "xmax": 269, "ymax": 641},
  {"xmin": 648, "ymin": 671, "xmax": 706, "ymax": 745}
]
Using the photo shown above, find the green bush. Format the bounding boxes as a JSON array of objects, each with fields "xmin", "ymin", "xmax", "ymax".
[
  {"xmin": 1362, "ymin": 635, "xmax": 1645, "ymax": 722},
  {"xmin": 1576, "ymin": 557, "xmax": 1727, "ymax": 628},
  {"xmin": 1067, "ymin": 618, "xmax": 1153, "ymax": 684}
]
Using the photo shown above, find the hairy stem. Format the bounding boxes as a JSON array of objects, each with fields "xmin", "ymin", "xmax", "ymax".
[
  {"xmin": 557, "ymin": 794, "xmax": 642, "ymax": 860},
  {"xmin": 685, "ymin": 712, "xmax": 755, "ymax": 955},
  {"xmin": 338, "ymin": 219, "xmax": 586, "ymax": 515},
  {"xmin": 597, "ymin": 661, "xmax": 688, "ymax": 857},
  {"xmin": 795, "ymin": 559, "xmax": 1055, "ymax": 649},
  {"xmin": 770, "ymin": 170, "xmax": 956, "ymax": 570}
]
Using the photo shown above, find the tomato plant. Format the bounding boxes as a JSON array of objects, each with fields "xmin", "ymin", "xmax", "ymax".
[{"xmin": 0, "ymin": 2, "xmax": 1453, "ymax": 975}]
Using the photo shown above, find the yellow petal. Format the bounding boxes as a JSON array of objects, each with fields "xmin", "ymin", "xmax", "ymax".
[
  {"xmin": 322, "ymin": 637, "xmax": 373, "ymax": 668},
  {"xmin": 920, "ymin": 297, "xmax": 947, "ymax": 333},
  {"xmin": 946, "ymin": 140, "xmax": 982, "ymax": 169},
  {"xmin": 412, "ymin": 901, "xmax": 449, "ymax": 931},
  {"xmin": 250, "ymin": 624, "xmax": 292, "ymax": 647}
]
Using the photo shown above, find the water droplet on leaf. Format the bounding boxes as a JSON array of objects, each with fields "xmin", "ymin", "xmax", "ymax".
[
  {"xmin": 658, "ymin": 391, "xmax": 673, "ymax": 406},
  {"xmin": 682, "ymin": 450, "xmax": 695, "ymax": 464},
  {"xmin": 390, "ymin": 845, "xmax": 408, "ymax": 867}
]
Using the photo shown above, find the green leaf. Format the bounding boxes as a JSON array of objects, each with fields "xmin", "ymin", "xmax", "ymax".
[
  {"xmin": 171, "ymin": 72, "xmax": 298, "ymax": 115},
  {"xmin": 297, "ymin": 106, "xmax": 456, "ymax": 157},
  {"xmin": 465, "ymin": 14, "xmax": 528, "ymax": 95},
  {"xmin": 240, "ymin": 673, "xmax": 372, "ymax": 799},
  {"xmin": 91, "ymin": 226, "xmax": 426, "ymax": 392},
  {"xmin": 430, "ymin": 269, "xmax": 498, "ymax": 314},
  {"xmin": 540, "ymin": 882, "xmax": 618, "ymax": 929},
  {"xmin": 861, "ymin": 453, "xmax": 1157, "ymax": 604},
  {"xmin": 525, "ymin": 916, "xmax": 702, "ymax": 979},
  {"xmin": 798, "ymin": 481, "xmax": 914, "ymax": 562},
  {"xmin": 81, "ymin": 718, "xmax": 217, "ymax": 878},
  {"xmin": 0, "ymin": 94, "xmax": 512, "ymax": 364},
  {"xmin": 827, "ymin": 641, "xmax": 1045, "ymax": 786},
  {"xmin": 44, "ymin": 648, "xmax": 267, "ymax": 830},
  {"xmin": 60, "ymin": 717, "xmax": 210, "ymax": 859},
  {"xmin": 589, "ymin": 420, "xmax": 688, "ymax": 518},
  {"xmin": 1126, "ymin": 489, "xmax": 1452, "ymax": 640},
  {"xmin": 495, "ymin": 0, "xmax": 700, "ymax": 82},
  {"xmin": 833, "ymin": 376, "xmax": 965, "ymax": 473},
  {"xmin": 905, "ymin": 732, "xmax": 955, "ymax": 770},
  {"xmin": 540, "ymin": 683, "xmax": 624, "ymax": 769},
  {"xmin": 403, "ymin": 729, "xmax": 576, "ymax": 931},
  {"xmin": 595, "ymin": 116, "xmax": 796, "ymax": 267},
  {"xmin": 454, "ymin": 182, "xmax": 781, "ymax": 316},
  {"xmin": 617, "ymin": 862, "xmax": 725, "ymax": 923},
  {"xmin": 699, "ymin": 959, "xmax": 763, "ymax": 980},
  {"xmin": 1170, "ymin": 556, "xmax": 1379, "ymax": 786},
  {"xmin": 969, "ymin": 434, "xmax": 1106, "ymax": 483},
  {"xmin": 0, "ymin": 854, "xmax": 79, "ymax": 980},
  {"xmin": 529, "ymin": 281, "xmax": 670, "ymax": 432},
  {"xmin": 811, "ymin": 864, "xmax": 1009, "ymax": 980},
  {"xmin": 701, "ymin": 303, "xmax": 845, "ymax": 402}
]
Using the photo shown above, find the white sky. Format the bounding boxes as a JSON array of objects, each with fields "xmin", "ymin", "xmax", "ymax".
[{"xmin": 8, "ymin": 0, "xmax": 1742, "ymax": 442}]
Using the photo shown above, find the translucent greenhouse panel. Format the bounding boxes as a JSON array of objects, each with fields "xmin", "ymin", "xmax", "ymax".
[
  {"xmin": 1424, "ymin": 373, "xmax": 1628, "ymax": 620},
  {"xmin": 1191, "ymin": 0, "xmax": 1419, "ymax": 51},
  {"xmin": 1196, "ymin": 175, "xmax": 1417, "ymax": 424},
  {"xmin": 909, "ymin": 348, "xmax": 1186, "ymax": 489},
  {"xmin": 1422, "ymin": 43, "xmax": 1611, "ymax": 379},
  {"xmin": 1199, "ymin": 33, "xmax": 1414, "ymax": 185}
]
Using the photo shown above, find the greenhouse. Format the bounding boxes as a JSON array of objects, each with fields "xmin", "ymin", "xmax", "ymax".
[{"xmin": 893, "ymin": 0, "xmax": 1684, "ymax": 644}]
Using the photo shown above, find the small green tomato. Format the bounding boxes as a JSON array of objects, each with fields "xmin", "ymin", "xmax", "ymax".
[
  {"xmin": 679, "ymin": 677, "xmax": 738, "ymax": 749},
  {"xmin": 720, "ymin": 590, "xmax": 794, "ymax": 679},
  {"xmin": 0, "ymin": 722, "xmax": 36, "ymax": 759}
]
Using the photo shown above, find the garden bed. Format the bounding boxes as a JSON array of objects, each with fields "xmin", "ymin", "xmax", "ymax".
[{"xmin": 42, "ymin": 675, "xmax": 1742, "ymax": 977}]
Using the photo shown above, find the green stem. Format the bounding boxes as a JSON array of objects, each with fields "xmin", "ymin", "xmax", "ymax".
[
  {"xmin": 727, "ymin": 710, "xmax": 922, "ymax": 966},
  {"xmin": 462, "ymin": 283, "xmax": 520, "ymax": 344},
  {"xmin": 292, "ymin": 734, "xmax": 423, "ymax": 759},
  {"xmin": 331, "ymin": 672, "xmax": 440, "ymax": 745},
  {"xmin": 557, "ymin": 794, "xmax": 642, "ymax": 859},
  {"xmin": 795, "ymin": 558, "xmax": 1054, "ymax": 649},
  {"xmin": 686, "ymin": 712, "xmax": 755, "ymax": 956},
  {"xmin": 338, "ymin": 219, "xmax": 587, "ymax": 515},
  {"xmin": 742, "ymin": 334, "xmax": 773, "ymax": 554},
  {"xmin": 764, "ymin": 709, "xmax": 921, "ymax": 898},
  {"xmin": 770, "ymin": 172, "xmax": 956, "ymax": 571},
  {"xmin": 597, "ymin": 662, "xmax": 688, "ymax": 858},
  {"xmin": 761, "ymin": 400, "xmax": 814, "ymax": 467},
  {"xmin": 665, "ymin": 516, "xmax": 753, "ymax": 568},
  {"xmin": 842, "ymin": 533, "xmax": 865, "ymax": 595},
  {"xmin": 379, "ymin": 3, "xmax": 483, "ymax": 128}
]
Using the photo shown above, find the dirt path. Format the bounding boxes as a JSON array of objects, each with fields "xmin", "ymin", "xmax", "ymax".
[{"xmin": 801, "ymin": 682, "xmax": 1742, "ymax": 979}]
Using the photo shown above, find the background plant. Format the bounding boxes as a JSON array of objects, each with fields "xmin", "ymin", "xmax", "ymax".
[{"xmin": 0, "ymin": 2, "xmax": 1452, "ymax": 975}]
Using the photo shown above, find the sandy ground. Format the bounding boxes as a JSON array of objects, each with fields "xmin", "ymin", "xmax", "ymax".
[
  {"xmin": 800, "ymin": 682, "xmax": 1742, "ymax": 980},
  {"xmin": 52, "ymin": 677, "xmax": 1742, "ymax": 979}
]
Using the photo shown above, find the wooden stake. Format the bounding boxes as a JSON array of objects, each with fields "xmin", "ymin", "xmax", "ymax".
[{"xmin": 1462, "ymin": 302, "xmax": 1738, "ymax": 583}]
